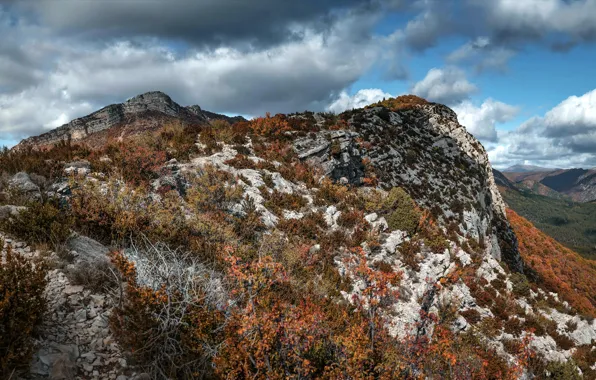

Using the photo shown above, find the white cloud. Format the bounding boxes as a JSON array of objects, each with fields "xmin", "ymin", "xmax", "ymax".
[
  {"xmin": 488, "ymin": 88, "xmax": 596, "ymax": 168},
  {"xmin": 453, "ymin": 99, "xmax": 519, "ymax": 142},
  {"xmin": 540, "ymin": 89, "xmax": 596, "ymax": 137},
  {"xmin": 326, "ymin": 88, "xmax": 393, "ymax": 113},
  {"xmin": 411, "ymin": 67, "xmax": 477, "ymax": 105}
]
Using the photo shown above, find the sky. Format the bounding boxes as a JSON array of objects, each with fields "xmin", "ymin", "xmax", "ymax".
[{"xmin": 1, "ymin": 0, "xmax": 596, "ymax": 169}]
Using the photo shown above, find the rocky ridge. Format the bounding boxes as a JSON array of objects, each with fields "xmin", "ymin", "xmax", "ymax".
[
  {"xmin": 292, "ymin": 103, "xmax": 522, "ymax": 272},
  {"xmin": 4, "ymin": 93, "xmax": 596, "ymax": 378},
  {"xmin": 14, "ymin": 92, "xmax": 244, "ymax": 150}
]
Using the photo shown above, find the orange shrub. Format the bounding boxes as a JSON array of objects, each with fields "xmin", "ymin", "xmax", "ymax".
[{"xmin": 508, "ymin": 209, "xmax": 596, "ymax": 317}]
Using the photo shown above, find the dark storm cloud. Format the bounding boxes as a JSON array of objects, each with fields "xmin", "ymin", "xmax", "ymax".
[{"xmin": 8, "ymin": 0, "xmax": 374, "ymax": 49}]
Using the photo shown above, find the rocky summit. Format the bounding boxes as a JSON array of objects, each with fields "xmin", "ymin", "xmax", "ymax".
[
  {"xmin": 1, "ymin": 93, "xmax": 595, "ymax": 379},
  {"xmin": 14, "ymin": 91, "xmax": 245, "ymax": 151}
]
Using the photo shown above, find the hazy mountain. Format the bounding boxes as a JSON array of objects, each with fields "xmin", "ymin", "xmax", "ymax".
[{"xmin": 503, "ymin": 164, "xmax": 557, "ymax": 173}]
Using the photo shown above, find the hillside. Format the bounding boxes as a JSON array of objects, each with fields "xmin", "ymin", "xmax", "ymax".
[
  {"xmin": 500, "ymin": 185, "xmax": 596, "ymax": 260},
  {"xmin": 508, "ymin": 209, "xmax": 596, "ymax": 317},
  {"xmin": 1, "ymin": 93, "xmax": 594, "ymax": 379}
]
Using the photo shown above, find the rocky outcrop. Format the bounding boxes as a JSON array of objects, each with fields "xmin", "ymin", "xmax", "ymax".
[
  {"xmin": 9, "ymin": 172, "xmax": 42, "ymax": 200},
  {"xmin": 0, "ymin": 205, "xmax": 26, "ymax": 221},
  {"xmin": 293, "ymin": 103, "xmax": 523, "ymax": 272},
  {"xmin": 14, "ymin": 91, "xmax": 245, "ymax": 151}
]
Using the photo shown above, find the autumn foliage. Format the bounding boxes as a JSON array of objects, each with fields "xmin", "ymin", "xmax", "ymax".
[
  {"xmin": 366, "ymin": 95, "xmax": 429, "ymax": 111},
  {"xmin": 508, "ymin": 209, "xmax": 596, "ymax": 317},
  {"xmin": 0, "ymin": 240, "xmax": 47, "ymax": 376}
]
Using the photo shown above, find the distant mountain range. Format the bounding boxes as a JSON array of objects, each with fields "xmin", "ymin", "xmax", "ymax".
[
  {"xmin": 503, "ymin": 164, "xmax": 558, "ymax": 173},
  {"xmin": 499, "ymin": 167, "xmax": 596, "ymax": 203},
  {"xmin": 495, "ymin": 167, "xmax": 596, "ymax": 259}
]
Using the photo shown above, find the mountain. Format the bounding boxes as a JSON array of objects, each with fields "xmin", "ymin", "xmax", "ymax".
[
  {"xmin": 1, "ymin": 93, "xmax": 594, "ymax": 379},
  {"xmin": 499, "ymin": 184, "xmax": 596, "ymax": 260},
  {"xmin": 503, "ymin": 164, "xmax": 557, "ymax": 173},
  {"xmin": 492, "ymin": 168, "xmax": 517, "ymax": 190},
  {"xmin": 503, "ymin": 168, "xmax": 596, "ymax": 203},
  {"xmin": 14, "ymin": 91, "xmax": 245, "ymax": 151}
]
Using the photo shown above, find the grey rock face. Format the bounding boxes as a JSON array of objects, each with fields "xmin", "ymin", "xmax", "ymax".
[
  {"xmin": 14, "ymin": 91, "xmax": 245, "ymax": 150},
  {"xmin": 67, "ymin": 234, "xmax": 110, "ymax": 265},
  {"xmin": 9, "ymin": 171, "xmax": 41, "ymax": 199},
  {"xmin": 0, "ymin": 205, "xmax": 26, "ymax": 220},
  {"xmin": 293, "ymin": 104, "xmax": 523, "ymax": 272}
]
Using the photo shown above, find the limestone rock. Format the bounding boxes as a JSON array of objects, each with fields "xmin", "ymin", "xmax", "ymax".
[
  {"xmin": 14, "ymin": 91, "xmax": 246, "ymax": 150},
  {"xmin": 67, "ymin": 234, "xmax": 110, "ymax": 265},
  {"xmin": 0, "ymin": 205, "xmax": 26, "ymax": 221},
  {"xmin": 9, "ymin": 172, "xmax": 41, "ymax": 199}
]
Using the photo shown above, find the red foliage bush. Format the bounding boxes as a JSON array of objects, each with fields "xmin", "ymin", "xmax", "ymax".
[{"xmin": 508, "ymin": 209, "xmax": 596, "ymax": 318}]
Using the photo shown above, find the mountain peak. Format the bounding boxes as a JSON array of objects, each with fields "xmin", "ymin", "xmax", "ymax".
[{"xmin": 14, "ymin": 91, "xmax": 244, "ymax": 150}]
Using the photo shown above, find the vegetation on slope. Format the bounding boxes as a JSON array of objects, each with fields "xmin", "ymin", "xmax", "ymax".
[
  {"xmin": 501, "ymin": 188, "xmax": 596, "ymax": 260},
  {"xmin": 508, "ymin": 209, "xmax": 596, "ymax": 318},
  {"xmin": 1, "ymin": 102, "xmax": 593, "ymax": 378}
]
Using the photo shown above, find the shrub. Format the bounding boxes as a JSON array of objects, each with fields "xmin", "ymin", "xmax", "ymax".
[
  {"xmin": 503, "ymin": 317, "xmax": 523, "ymax": 336},
  {"xmin": 545, "ymin": 361, "xmax": 581, "ymax": 379},
  {"xmin": 477, "ymin": 317, "xmax": 502, "ymax": 338},
  {"xmin": 366, "ymin": 95, "xmax": 429, "ymax": 111},
  {"xmin": 573, "ymin": 344, "xmax": 596, "ymax": 379},
  {"xmin": 111, "ymin": 143, "xmax": 167, "ymax": 187},
  {"xmin": 315, "ymin": 178, "xmax": 350, "ymax": 206},
  {"xmin": 233, "ymin": 197, "xmax": 265, "ymax": 242},
  {"xmin": 367, "ymin": 187, "xmax": 421, "ymax": 235},
  {"xmin": 510, "ymin": 272, "xmax": 531, "ymax": 297},
  {"xmin": 110, "ymin": 242, "xmax": 224, "ymax": 379},
  {"xmin": 0, "ymin": 241, "xmax": 48, "ymax": 376},
  {"xmin": 337, "ymin": 209, "xmax": 364, "ymax": 229},
  {"xmin": 185, "ymin": 166, "xmax": 243, "ymax": 213},
  {"xmin": 277, "ymin": 212, "xmax": 326, "ymax": 241},
  {"xmin": 224, "ymin": 154, "xmax": 257, "ymax": 170},
  {"xmin": 262, "ymin": 190, "xmax": 307, "ymax": 215},
  {"xmin": 460, "ymin": 309, "xmax": 481, "ymax": 324},
  {"xmin": 398, "ymin": 239, "xmax": 421, "ymax": 270},
  {"xmin": 66, "ymin": 259, "xmax": 118, "ymax": 294},
  {"xmin": 0, "ymin": 200, "xmax": 73, "ymax": 248}
]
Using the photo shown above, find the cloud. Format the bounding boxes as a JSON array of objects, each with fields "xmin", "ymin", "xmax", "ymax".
[
  {"xmin": 403, "ymin": 1, "xmax": 451, "ymax": 51},
  {"xmin": 488, "ymin": 89, "xmax": 596, "ymax": 168},
  {"xmin": 411, "ymin": 67, "xmax": 477, "ymax": 105},
  {"xmin": 326, "ymin": 88, "xmax": 394, "ymax": 113},
  {"xmin": 484, "ymin": 0, "xmax": 596, "ymax": 45},
  {"xmin": 399, "ymin": 0, "xmax": 596, "ymax": 72},
  {"xmin": 447, "ymin": 37, "xmax": 515, "ymax": 72},
  {"xmin": 0, "ymin": 9, "xmax": 399, "ymax": 140},
  {"xmin": 7, "ymin": 0, "xmax": 371, "ymax": 49},
  {"xmin": 452, "ymin": 99, "xmax": 519, "ymax": 142},
  {"xmin": 539, "ymin": 89, "xmax": 596, "ymax": 138}
]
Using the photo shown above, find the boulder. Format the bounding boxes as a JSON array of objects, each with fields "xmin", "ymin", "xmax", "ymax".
[
  {"xmin": 64, "ymin": 160, "xmax": 91, "ymax": 176},
  {"xmin": 9, "ymin": 172, "xmax": 41, "ymax": 199},
  {"xmin": 67, "ymin": 234, "xmax": 110, "ymax": 265},
  {"xmin": 0, "ymin": 205, "xmax": 26, "ymax": 221}
]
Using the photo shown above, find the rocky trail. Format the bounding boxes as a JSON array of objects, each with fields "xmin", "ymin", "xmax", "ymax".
[{"xmin": 1, "ymin": 235, "xmax": 147, "ymax": 380}]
